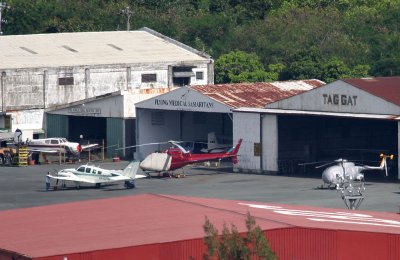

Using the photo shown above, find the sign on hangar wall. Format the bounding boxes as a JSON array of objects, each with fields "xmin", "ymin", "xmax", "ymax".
[
  {"xmin": 135, "ymin": 86, "xmax": 232, "ymax": 113},
  {"xmin": 267, "ymin": 80, "xmax": 400, "ymax": 115}
]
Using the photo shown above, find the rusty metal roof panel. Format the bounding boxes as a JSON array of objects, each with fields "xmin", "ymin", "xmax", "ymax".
[
  {"xmin": 343, "ymin": 77, "xmax": 400, "ymax": 106},
  {"xmin": 191, "ymin": 80, "xmax": 325, "ymax": 109}
]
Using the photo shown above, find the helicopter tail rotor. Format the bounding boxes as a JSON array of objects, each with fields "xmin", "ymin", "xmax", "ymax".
[{"xmin": 379, "ymin": 154, "xmax": 394, "ymax": 177}]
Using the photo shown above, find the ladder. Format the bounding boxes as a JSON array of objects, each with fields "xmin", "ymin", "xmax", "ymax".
[{"xmin": 13, "ymin": 147, "xmax": 28, "ymax": 166}]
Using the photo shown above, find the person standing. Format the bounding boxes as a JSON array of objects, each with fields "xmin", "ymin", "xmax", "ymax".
[{"xmin": 45, "ymin": 172, "xmax": 51, "ymax": 191}]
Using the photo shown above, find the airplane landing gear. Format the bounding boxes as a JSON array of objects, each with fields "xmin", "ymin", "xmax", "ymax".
[{"xmin": 124, "ymin": 180, "xmax": 135, "ymax": 189}]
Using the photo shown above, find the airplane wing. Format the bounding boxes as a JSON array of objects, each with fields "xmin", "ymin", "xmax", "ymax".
[
  {"xmin": 81, "ymin": 144, "xmax": 99, "ymax": 151},
  {"xmin": 0, "ymin": 132, "xmax": 14, "ymax": 142},
  {"xmin": 29, "ymin": 149, "xmax": 60, "ymax": 154},
  {"xmin": 48, "ymin": 174, "xmax": 97, "ymax": 183}
]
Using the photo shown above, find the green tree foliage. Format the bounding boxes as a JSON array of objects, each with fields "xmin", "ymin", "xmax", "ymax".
[
  {"xmin": 203, "ymin": 212, "xmax": 276, "ymax": 260},
  {"xmin": 1, "ymin": 0, "xmax": 399, "ymax": 81},
  {"xmin": 215, "ymin": 51, "xmax": 283, "ymax": 83}
]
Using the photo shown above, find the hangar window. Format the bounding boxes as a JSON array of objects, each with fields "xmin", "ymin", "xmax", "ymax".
[
  {"xmin": 193, "ymin": 112, "xmax": 207, "ymax": 124},
  {"xmin": 58, "ymin": 77, "xmax": 74, "ymax": 85},
  {"xmin": 196, "ymin": 71, "xmax": 204, "ymax": 80},
  {"xmin": 142, "ymin": 74, "xmax": 157, "ymax": 83},
  {"xmin": 172, "ymin": 66, "xmax": 194, "ymax": 86},
  {"xmin": 151, "ymin": 111, "xmax": 165, "ymax": 125}
]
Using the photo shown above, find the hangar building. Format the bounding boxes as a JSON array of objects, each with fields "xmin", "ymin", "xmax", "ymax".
[
  {"xmin": 0, "ymin": 27, "xmax": 213, "ymax": 157},
  {"xmin": 233, "ymin": 77, "xmax": 400, "ymax": 179},
  {"xmin": 134, "ymin": 80, "xmax": 324, "ymax": 159}
]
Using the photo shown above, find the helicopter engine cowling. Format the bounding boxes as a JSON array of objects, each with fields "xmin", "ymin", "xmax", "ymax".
[{"xmin": 140, "ymin": 152, "xmax": 172, "ymax": 172}]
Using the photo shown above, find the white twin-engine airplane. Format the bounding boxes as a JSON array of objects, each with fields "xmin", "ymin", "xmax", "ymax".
[{"xmin": 49, "ymin": 161, "xmax": 147, "ymax": 189}]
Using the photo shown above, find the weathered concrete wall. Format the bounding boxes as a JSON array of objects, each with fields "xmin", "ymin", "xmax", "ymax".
[
  {"xmin": 0, "ymin": 60, "xmax": 211, "ymax": 135},
  {"xmin": 1, "ymin": 61, "xmax": 211, "ymax": 112}
]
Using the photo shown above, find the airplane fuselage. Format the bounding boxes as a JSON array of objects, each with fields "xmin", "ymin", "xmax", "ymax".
[{"xmin": 27, "ymin": 138, "xmax": 81, "ymax": 156}]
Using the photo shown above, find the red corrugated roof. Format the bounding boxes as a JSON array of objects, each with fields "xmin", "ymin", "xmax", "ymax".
[
  {"xmin": 343, "ymin": 77, "xmax": 400, "ymax": 106},
  {"xmin": 0, "ymin": 194, "xmax": 399, "ymax": 258},
  {"xmin": 191, "ymin": 80, "xmax": 325, "ymax": 108}
]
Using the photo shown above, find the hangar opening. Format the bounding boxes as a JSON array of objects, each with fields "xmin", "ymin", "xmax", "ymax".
[
  {"xmin": 136, "ymin": 108, "xmax": 232, "ymax": 158},
  {"xmin": 68, "ymin": 116, "xmax": 106, "ymax": 143},
  {"xmin": 278, "ymin": 115, "xmax": 398, "ymax": 179}
]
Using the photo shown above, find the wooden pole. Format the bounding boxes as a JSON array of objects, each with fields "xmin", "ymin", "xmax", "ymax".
[{"xmin": 102, "ymin": 139, "xmax": 105, "ymax": 161}]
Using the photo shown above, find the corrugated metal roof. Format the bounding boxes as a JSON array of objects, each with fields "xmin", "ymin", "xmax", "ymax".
[
  {"xmin": 0, "ymin": 194, "xmax": 399, "ymax": 258},
  {"xmin": 343, "ymin": 77, "xmax": 400, "ymax": 106},
  {"xmin": 191, "ymin": 79, "xmax": 325, "ymax": 109},
  {"xmin": 0, "ymin": 28, "xmax": 209, "ymax": 70}
]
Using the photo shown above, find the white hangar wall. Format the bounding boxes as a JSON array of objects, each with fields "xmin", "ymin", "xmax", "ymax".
[
  {"xmin": 233, "ymin": 112, "xmax": 261, "ymax": 172},
  {"xmin": 233, "ymin": 112, "xmax": 278, "ymax": 173},
  {"xmin": 136, "ymin": 109, "xmax": 181, "ymax": 159}
]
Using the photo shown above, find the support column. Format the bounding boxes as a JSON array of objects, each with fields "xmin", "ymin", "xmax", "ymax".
[
  {"xmin": 207, "ymin": 61, "xmax": 214, "ymax": 84},
  {"xmin": 262, "ymin": 114, "xmax": 278, "ymax": 173},
  {"xmin": 1, "ymin": 71, "xmax": 5, "ymax": 112},
  {"xmin": 398, "ymin": 121, "xmax": 400, "ymax": 180},
  {"xmin": 126, "ymin": 67, "xmax": 131, "ymax": 90},
  {"xmin": 85, "ymin": 68, "xmax": 90, "ymax": 99},
  {"xmin": 43, "ymin": 70, "xmax": 48, "ymax": 109}
]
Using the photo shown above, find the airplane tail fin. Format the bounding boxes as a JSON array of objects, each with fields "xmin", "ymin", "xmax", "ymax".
[
  {"xmin": 208, "ymin": 132, "xmax": 218, "ymax": 150},
  {"xmin": 121, "ymin": 161, "xmax": 141, "ymax": 179},
  {"xmin": 228, "ymin": 138, "xmax": 243, "ymax": 164}
]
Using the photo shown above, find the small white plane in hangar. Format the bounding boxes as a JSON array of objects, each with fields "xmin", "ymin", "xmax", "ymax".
[
  {"xmin": 48, "ymin": 161, "xmax": 147, "ymax": 189},
  {"xmin": 26, "ymin": 137, "xmax": 98, "ymax": 156},
  {"xmin": 12, "ymin": 129, "xmax": 98, "ymax": 159}
]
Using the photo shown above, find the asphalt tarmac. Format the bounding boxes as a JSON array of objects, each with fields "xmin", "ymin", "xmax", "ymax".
[{"xmin": 0, "ymin": 160, "xmax": 399, "ymax": 213}]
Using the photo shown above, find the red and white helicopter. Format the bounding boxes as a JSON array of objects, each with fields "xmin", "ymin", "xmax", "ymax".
[{"xmin": 123, "ymin": 138, "xmax": 243, "ymax": 177}]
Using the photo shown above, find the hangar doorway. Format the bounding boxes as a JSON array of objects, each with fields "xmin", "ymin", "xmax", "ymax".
[
  {"xmin": 68, "ymin": 116, "xmax": 106, "ymax": 143},
  {"xmin": 136, "ymin": 108, "xmax": 233, "ymax": 159},
  {"xmin": 278, "ymin": 115, "xmax": 398, "ymax": 179}
]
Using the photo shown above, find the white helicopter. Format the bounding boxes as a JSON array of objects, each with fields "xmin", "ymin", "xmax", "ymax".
[
  {"xmin": 318, "ymin": 153, "xmax": 394, "ymax": 189},
  {"xmin": 48, "ymin": 161, "xmax": 147, "ymax": 190}
]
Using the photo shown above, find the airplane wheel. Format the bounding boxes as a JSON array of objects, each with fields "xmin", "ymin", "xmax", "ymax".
[{"xmin": 125, "ymin": 181, "xmax": 135, "ymax": 189}]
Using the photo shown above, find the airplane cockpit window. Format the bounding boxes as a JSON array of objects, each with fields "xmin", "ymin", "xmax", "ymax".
[
  {"xmin": 92, "ymin": 169, "xmax": 97, "ymax": 174},
  {"xmin": 98, "ymin": 171, "xmax": 102, "ymax": 174},
  {"xmin": 45, "ymin": 140, "xmax": 51, "ymax": 144},
  {"xmin": 77, "ymin": 167, "xmax": 85, "ymax": 172},
  {"xmin": 50, "ymin": 139, "xmax": 59, "ymax": 144},
  {"xmin": 61, "ymin": 138, "xmax": 67, "ymax": 143},
  {"xmin": 86, "ymin": 167, "xmax": 91, "ymax": 173}
]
